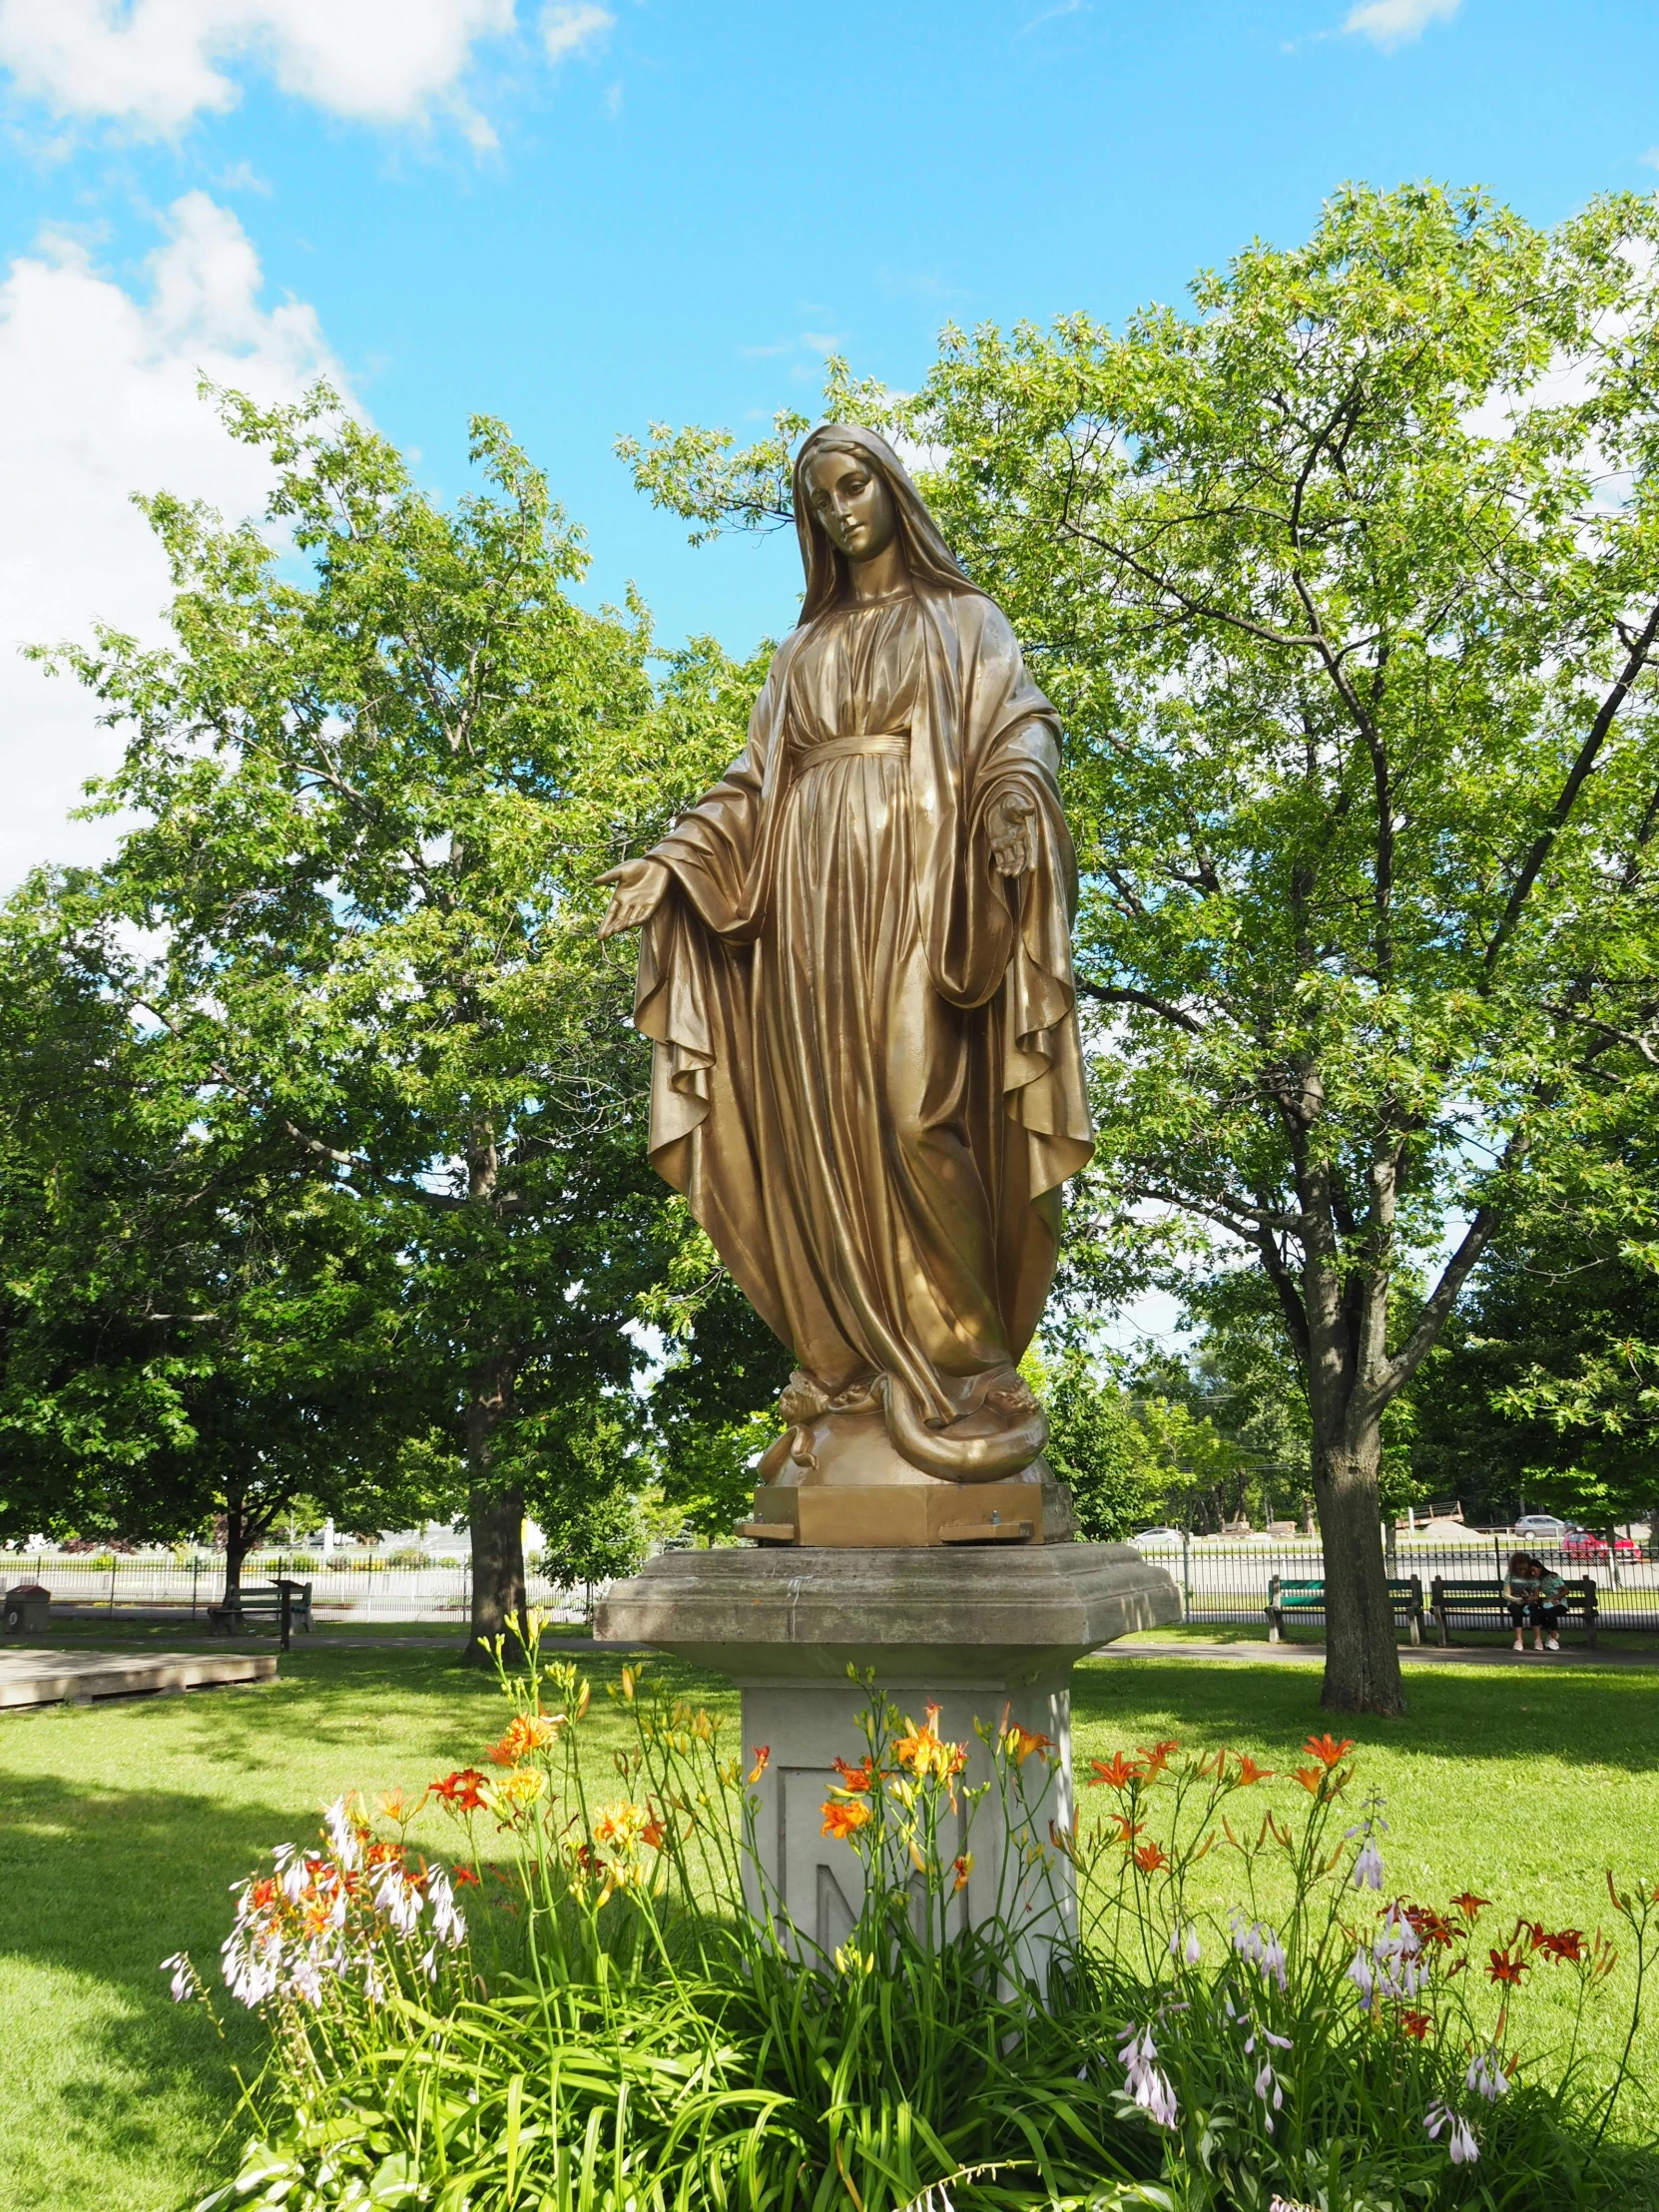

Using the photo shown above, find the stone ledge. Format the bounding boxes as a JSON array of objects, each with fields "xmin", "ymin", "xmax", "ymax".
[{"xmin": 593, "ymin": 1542, "xmax": 1181, "ymax": 1682}]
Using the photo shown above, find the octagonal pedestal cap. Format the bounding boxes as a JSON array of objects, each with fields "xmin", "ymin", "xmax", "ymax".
[{"xmin": 593, "ymin": 1541, "xmax": 1181, "ymax": 1685}]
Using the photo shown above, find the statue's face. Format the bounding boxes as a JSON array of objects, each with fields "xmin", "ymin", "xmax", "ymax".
[{"xmin": 804, "ymin": 447, "xmax": 897, "ymax": 565}]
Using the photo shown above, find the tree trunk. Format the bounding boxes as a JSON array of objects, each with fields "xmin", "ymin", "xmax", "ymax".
[
  {"xmin": 1313, "ymin": 1426, "xmax": 1405, "ymax": 1716},
  {"xmin": 221, "ymin": 1491, "xmax": 254, "ymax": 1620},
  {"xmin": 467, "ymin": 1481, "xmax": 527, "ymax": 1660},
  {"xmin": 464, "ymin": 1353, "xmax": 526, "ymax": 1661}
]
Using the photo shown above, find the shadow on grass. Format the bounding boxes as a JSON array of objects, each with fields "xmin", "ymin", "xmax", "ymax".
[
  {"xmin": 0, "ymin": 1647, "xmax": 737, "ymax": 2202},
  {"xmin": 0, "ymin": 1770, "xmax": 310, "ymax": 2195},
  {"xmin": 1075, "ymin": 1651, "xmax": 1659, "ymax": 1771}
]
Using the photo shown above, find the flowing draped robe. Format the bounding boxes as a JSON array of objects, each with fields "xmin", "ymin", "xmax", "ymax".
[{"xmin": 634, "ymin": 582, "xmax": 1093, "ymax": 1429}]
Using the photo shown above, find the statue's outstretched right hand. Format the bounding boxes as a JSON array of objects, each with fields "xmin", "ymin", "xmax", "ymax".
[{"xmin": 597, "ymin": 856, "xmax": 671, "ymax": 936}]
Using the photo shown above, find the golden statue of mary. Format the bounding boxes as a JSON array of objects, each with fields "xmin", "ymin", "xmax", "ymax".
[{"xmin": 601, "ymin": 425, "xmax": 1093, "ymax": 1537}]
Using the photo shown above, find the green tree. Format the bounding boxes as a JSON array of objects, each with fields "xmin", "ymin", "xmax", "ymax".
[
  {"xmin": 629, "ymin": 186, "xmax": 1659, "ymax": 1713},
  {"xmin": 1025, "ymin": 1348, "xmax": 1166, "ymax": 1540},
  {"xmin": 1409, "ymin": 1188, "xmax": 1659, "ymax": 1534},
  {"xmin": 0, "ymin": 878, "xmax": 430, "ymax": 1602},
  {"xmin": 38, "ymin": 387, "xmax": 773, "ymax": 1652}
]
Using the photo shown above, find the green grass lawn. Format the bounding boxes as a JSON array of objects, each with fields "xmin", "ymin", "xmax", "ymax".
[{"xmin": 0, "ymin": 1634, "xmax": 1654, "ymax": 2212}]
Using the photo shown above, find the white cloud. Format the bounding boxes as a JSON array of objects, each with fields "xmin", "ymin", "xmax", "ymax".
[
  {"xmin": 0, "ymin": 0, "xmax": 515, "ymax": 134},
  {"xmin": 0, "ymin": 194, "xmax": 340, "ymax": 889},
  {"xmin": 1342, "ymin": 0, "xmax": 1460, "ymax": 51},
  {"xmin": 1018, "ymin": 0, "xmax": 1086, "ymax": 34},
  {"xmin": 542, "ymin": 3, "xmax": 611, "ymax": 64}
]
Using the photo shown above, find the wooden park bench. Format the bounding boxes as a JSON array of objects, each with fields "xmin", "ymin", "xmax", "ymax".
[
  {"xmin": 1429, "ymin": 1575, "xmax": 1598, "ymax": 1649},
  {"xmin": 207, "ymin": 1579, "xmax": 312, "ymax": 1645},
  {"xmin": 1266, "ymin": 1574, "xmax": 1423, "ymax": 1645}
]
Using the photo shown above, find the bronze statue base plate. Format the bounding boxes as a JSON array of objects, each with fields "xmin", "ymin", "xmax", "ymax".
[{"xmin": 739, "ymin": 1479, "xmax": 1043, "ymax": 1549}]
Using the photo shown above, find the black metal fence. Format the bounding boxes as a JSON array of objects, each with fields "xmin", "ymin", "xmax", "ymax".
[{"xmin": 1134, "ymin": 1534, "xmax": 1659, "ymax": 1634}]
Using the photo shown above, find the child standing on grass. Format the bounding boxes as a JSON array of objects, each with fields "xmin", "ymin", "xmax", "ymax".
[{"xmin": 1506, "ymin": 1551, "xmax": 1566, "ymax": 1653}]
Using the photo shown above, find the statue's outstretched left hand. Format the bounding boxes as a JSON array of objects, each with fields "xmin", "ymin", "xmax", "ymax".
[{"xmin": 985, "ymin": 788, "xmax": 1036, "ymax": 876}]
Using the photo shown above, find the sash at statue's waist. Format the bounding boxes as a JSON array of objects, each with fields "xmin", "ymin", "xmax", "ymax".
[{"xmin": 793, "ymin": 730, "xmax": 909, "ymax": 766}]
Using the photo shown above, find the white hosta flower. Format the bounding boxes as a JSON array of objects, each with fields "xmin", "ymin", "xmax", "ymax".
[
  {"xmin": 1347, "ymin": 1946, "xmax": 1377, "ymax": 2004},
  {"xmin": 1352, "ymin": 1838, "xmax": 1384, "ymax": 1890},
  {"xmin": 1377, "ymin": 1905, "xmax": 1421, "ymax": 1959},
  {"xmin": 1116, "ymin": 2021, "xmax": 1179, "ymax": 2130},
  {"xmin": 161, "ymin": 1951, "xmax": 193, "ymax": 2002},
  {"xmin": 324, "ymin": 1797, "xmax": 363, "ymax": 1874},
  {"xmin": 372, "ymin": 1863, "xmax": 423, "ymax": 1937},
  {"xmin": 1367, "ymin": 1906, "xmax": 1425, "ymax": 1998},
  {"xmin": 286, "ymin": 1950, "xmax": 324, "ymax": 2007},
  {"xmin": 1230, "ymin": 1911, "xmax": 1288, "ymax": 1991},
  {"xmin": 222, "ymin": 1923, "xmax": 280, "ymax": 2007},
  {"xmin": 1253, "ymin": 2058, "xmax": 1285, "ymax": 2130},
  {"xmin": 1168, "ymin": 1920, "xmax": 1201, "ymax": 1965},
  {"xmin": 428, "ymin": 1868, "xmax": 467, "ymax": 1950},
  {"xmin": 1424, "ymin": 2102, "xmax": 1479, "ymax": 2164},
  {"xmin": 1467, "ymin": 2048, "xmax": 1510, "ymax": 2102}
]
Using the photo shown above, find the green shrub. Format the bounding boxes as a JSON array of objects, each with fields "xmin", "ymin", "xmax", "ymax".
[{"xmin": 173, "ymin": 1626, "xmax": 1657, "ymax": 2212}]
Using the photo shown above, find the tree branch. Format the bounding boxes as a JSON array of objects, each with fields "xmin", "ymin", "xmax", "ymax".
[
  {"xmin": 1483, "ymin": 593, "xmax": 1659, "ymax": 974},
  {"xmin": 1075, "ymin": 977, "xmax": 1206, "ymax": 1036}
]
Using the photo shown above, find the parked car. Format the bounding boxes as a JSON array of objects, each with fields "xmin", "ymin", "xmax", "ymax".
[
  {"xmin": 1559, "ymin": 1530, "xmax": 1642, "ymax": 1562},
  {"xmin": 1133, "ymin": 1526, "xmax": 1185, "ymax": 1547},
  {"xmin": 1511, "ymin": 1513, "xmax": 1569, "ymax": 1539}
]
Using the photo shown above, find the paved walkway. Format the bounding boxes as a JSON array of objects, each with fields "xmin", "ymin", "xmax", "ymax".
[{"xmin": 1106, "ymin": 1638, "xmax": 1659, "ymax": 1670}]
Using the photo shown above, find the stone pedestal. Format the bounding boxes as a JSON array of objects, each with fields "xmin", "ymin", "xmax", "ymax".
[{"xmin": 594, "ymin": 1544, "xmax": 1180, "ymax": 1973}]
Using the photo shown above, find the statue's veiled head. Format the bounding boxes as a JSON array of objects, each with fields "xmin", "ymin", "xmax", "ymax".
[{"xmin": 793, "ymin": 423, "xmax": 978, "ymax": 623}]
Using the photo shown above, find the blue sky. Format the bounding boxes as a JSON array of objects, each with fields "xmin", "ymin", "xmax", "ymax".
[{"xmin": 2, "ymin": 0, "xmax": 1658, "ymax": 884}]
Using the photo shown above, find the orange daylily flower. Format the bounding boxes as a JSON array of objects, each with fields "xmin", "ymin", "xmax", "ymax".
[
  {"xmin": 832, "ymin": 1755, "xmax": 876, "ymax": 1793},
  {"xmin": 1133, "ymin": 1841, "xmax": 1169, "ymax": 1874},
  {"xmin": 1138, "ymin": 1740, "xmax": 1179, "ymax": 1778},
  {"xmin": 1488, "ymin": 1947, "xmax": 1529, "ymax": 1986},
  {"xmin": 1233, "ymin": 1754, "xmax": 1274, "ymax": 1787},
  {"xmin": 640, "ymin": 1816, "xmax": 666, "ymax": 1851},
  {"xmin": 593, "ymin": 1801, "xmax": 652, "ymax": 1850},
  {"xmin": 822, "ymin": 1798, "xmax": 872, "ymax": 1840},
  {"xmin": 1294, "ymin": 1765, "xmax": 1326, "ymax": 1795},
  {"xmin": 1539, "ymin": 1929, "xmax": 1585, "ymax": 1963},
  {"xmin": 894, "ymin": 1712, "xmax": 967, "ymax": 1782},
  {"xmin": 951, "ymin": 1853, "xmax": 973, "ymax": 1894},
  {"xmin": 1109, "ymin": 1814, "xmax": 1147, "ymax": 1846},
  {"xmin": 432, "ymin": 1768, "xmax": 487, "ymax": 1813},
  {"xmin": 1450, "ymin": 1891, "xmax": 1490, "ymax": 1924},
  {"xmin": 1405, "ymin": 1905, "xmax": 1457, "ymax": 1948},
  {"xmin": 1303, "ymin": 1733, "xmax": 1356, "ymax": 1771},
  {"xmin": 452, "ymin": 1865, "xmax": 481, "ymax": 1887},
  {"xmin": 489, "ymin": 1714, "xmax": 561, "ymax": 1766},
  {"xmin": 1003, "ymin": 1723, "xmax": 1053, "ymax": 1767},
  {"xmin": 1089, "ymin": 1752, "xmax": 1141, "ymax": 1790},
  {"xmin": 1397, "ymin": 2008, "xmax": 1431, "ymax": 2041},
  {"xmin": 749, "ymin": 1746, "xmax": 772, "ymax": 1784}
]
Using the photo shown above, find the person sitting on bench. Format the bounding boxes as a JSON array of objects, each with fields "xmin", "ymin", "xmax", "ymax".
[{"xmin": 1506, "ymin": 1551, "xmax": 1566, "ymax": 1653}]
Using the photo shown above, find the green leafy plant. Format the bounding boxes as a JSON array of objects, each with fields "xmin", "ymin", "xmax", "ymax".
[{"xmin": 172, "ymin": 1620, "xmax": 1657, "ymax": 2211}]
